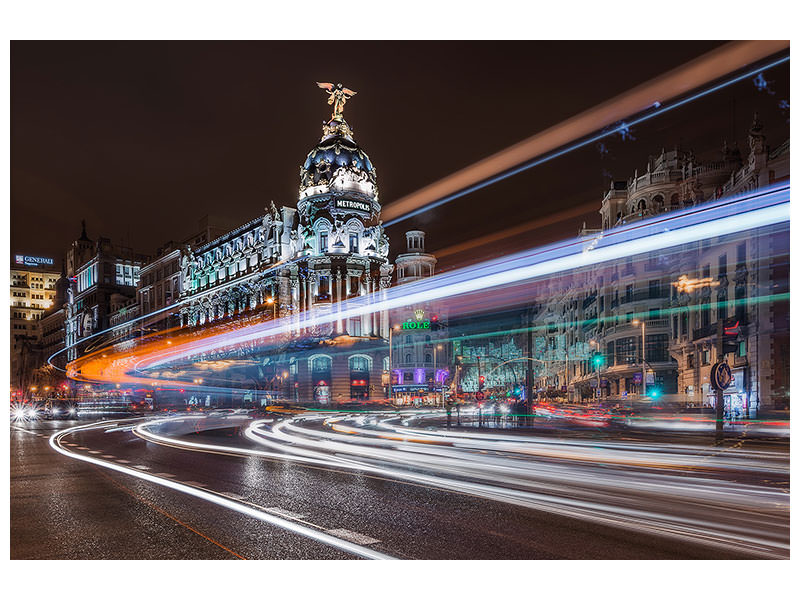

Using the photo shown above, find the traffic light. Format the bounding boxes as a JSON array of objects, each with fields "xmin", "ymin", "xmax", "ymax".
[
  {"xmin": 592, "ymin": 352, "xmax": 604, "ymax": 368},
  {"xmin": 478, "ymin": 375, "xmax": 485, "ymax": 390},
  {"xmin": 722, "ymin": 317, "xmax": 741, "ymax": 355}
]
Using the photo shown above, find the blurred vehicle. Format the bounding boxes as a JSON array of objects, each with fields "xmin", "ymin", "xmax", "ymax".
[
  {"xmin": 264, "ymin": 404, "xmax": 306, "ymax": 415},
  {"xmin": 45, "ymin": 399, "xmax": 78, "ymax": 420},
  {"xmin": 10, "ymin": 401, "xmax": 43, "ymax": 422}
]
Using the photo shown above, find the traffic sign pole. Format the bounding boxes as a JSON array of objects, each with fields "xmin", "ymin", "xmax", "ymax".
[{"xmin": 715, "ymin": 319, "xmax": 724, "ymax": 441}]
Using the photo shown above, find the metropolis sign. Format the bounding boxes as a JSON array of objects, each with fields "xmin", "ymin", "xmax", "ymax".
[
  {"xmin": 15, "ymin": 254, "xmax": 54, "ymax": 267},
  {"xmin": 334, "ymin": 198, "xmax": 371, "ymax": 213}
]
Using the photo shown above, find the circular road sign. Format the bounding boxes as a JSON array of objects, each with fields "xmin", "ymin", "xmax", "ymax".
[{"xmin": 710, "ymin": 362, "xmax": 733, "ymax": 391}]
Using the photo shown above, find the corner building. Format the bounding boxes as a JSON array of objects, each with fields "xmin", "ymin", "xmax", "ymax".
[{"xmin": 178, "ymin": 91, "xmax": 403, "ymax": 404}]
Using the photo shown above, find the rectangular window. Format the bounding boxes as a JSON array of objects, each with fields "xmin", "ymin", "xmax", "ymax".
[
  {"xmin": 701, "ymin": 305, "xmax": 710, "ymax": 328},
  {"xmin": 625, "ymin": 284, "xmax": 633, "ymax": 304},
  {"xmin": 736, "ymin": 242, "xmax": 746, "ymax": 267},
  {"xmin": 648, "ymin": 280, "xmax": 661, "ymax": 299},
  {"xmin": 737, "ymin": 340, "xmax": 747, "ymax": 358},
  {"xmin": 320, "ymin": 233, "xmax": 328, "ymax": 253},
  {"xmin": 645, "ymin": 333, "xmax": 669, "ymax": 363},
  {"xmin": 349, "ymin": 234, "xmax": 358, "ymax": 254},
  {"xmin": 718, "ymin": 254, "xmax": 727, "ymax": 279}
]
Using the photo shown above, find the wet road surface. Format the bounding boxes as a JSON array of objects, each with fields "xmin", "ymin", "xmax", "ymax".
[{"xmin": 11, "ymin": 415, "xmax": 788, "ymax": 560}]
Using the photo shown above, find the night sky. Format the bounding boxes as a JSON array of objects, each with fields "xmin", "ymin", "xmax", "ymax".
[{"xmin": 10, "ymin": 41, "xmax": 790, "ymax": 269}]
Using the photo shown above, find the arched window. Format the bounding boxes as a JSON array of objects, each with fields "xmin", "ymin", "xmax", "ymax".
[
  {"xmin": 637, "ymin": 199, "xmax": 647, "ymax": 212},
  {"xmin": 349, "ymin": 355, "xmax": 371, "ymax": 372},
  {"xmin": 671, "ymin": 193, "xmax": 680, "ymax": 208},
  {"xmin": 405, "ymin": 335, "xmax": 411, "ymax": 344},
  {"xmin": 425, "ymin": 353, "xmax": 432, "ymax": 364},
  {"xmin": 309, "ymin": 354, "xmax": 332, "ymax": 372},
  {"xmin": 382, "ymin": 356, "xmax": 390, "ymax": 371},
  {"xmin": 405, "ymin": 354, "xmax": 412, "ymax": 363},
  {"xmin": 652, "ymin": 195, "xmax": 664, "ymax": 212}
]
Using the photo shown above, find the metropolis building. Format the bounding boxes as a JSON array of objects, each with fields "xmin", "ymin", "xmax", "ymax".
[{"xmin": 174, "ymin": 85, "xmax": 409, "ymax": 404}]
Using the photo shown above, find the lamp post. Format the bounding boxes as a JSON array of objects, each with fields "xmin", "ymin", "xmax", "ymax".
[
  {"xmin": 266, "ymin": 296, "xmax": 276, "ymax": 319},
  {"xmin": 590, "ymin": 340, "xmax": 601, "ymax": 400},
  {"xmin": 389, "ymin": 325, "xmax": 399, "ymax": 404},
  {"xmin": 433, "ymin": 344, "xmax": 443, "ymax": 407},
  {"xmin": 632, "ymin": 319, "xmax": 647, "ymax": 399}
]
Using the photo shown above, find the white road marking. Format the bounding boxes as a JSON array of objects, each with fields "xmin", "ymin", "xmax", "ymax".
[
  {"xmin": 116, "ymin": 459, "xmax": 131, "ymax": 464},
  {"xmin": 77, "ymin": 447, "xmax": 89, "ymax": 450},
  {"xmin": 50, "ymin": 420, "xmax": 395, "ymax": 560},
  {"xmin": 154, "ymin": 473, "xmax": 176, "ymax": 478},
  {"xmin": 101, "ymin": 455, "xmax": 116, "ymax": 459},
  {"xmin": 266, "ymin": 507, "xmax": 308, "ymax": 520},
  {"xmin": 88, "ymin": 450, "xmax": 101, "ymax": 455},
  {"xmin": 326, "ymin": 529, "xmax": 381, "ymax": 545},
  {"xmin": 134, "ymin": 465, "xmax": 151, "ymax": 470}
]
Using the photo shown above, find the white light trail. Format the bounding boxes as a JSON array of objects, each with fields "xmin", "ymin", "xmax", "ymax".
[
  {"xmin": 133, "ymin": 414, "xmax": 789, "ymax": 558},
  {"xmin": 50, "ymin": 420, "xmax": 395, "ymax": 560},
  {"xmin": 142, "ymin": 186, "xmax": 790, "ymax": 371}
]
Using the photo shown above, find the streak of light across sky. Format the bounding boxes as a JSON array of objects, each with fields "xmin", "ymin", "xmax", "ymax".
[{"xmin": 381, "ymin": 40, "xmax": 788, "ymax": 225}]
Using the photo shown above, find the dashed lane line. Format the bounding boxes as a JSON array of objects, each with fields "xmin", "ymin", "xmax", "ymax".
[
  {"xmin": 326, "ymin": 528, "xmax": 381, "ymax": 546},
  {"xmin": 266, "ymin": 507, "xmax": 308, "ymax": 520}
]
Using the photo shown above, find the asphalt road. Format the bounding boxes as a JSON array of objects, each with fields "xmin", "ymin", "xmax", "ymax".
[{"xmin": 10, "ymin": 415, "xmax": 789, "ymax": 560}]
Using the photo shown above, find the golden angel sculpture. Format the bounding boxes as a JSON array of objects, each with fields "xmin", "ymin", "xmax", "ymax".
[{"xmin": 316, "ymin": 82, "xmax": 357, "ymax": 121}]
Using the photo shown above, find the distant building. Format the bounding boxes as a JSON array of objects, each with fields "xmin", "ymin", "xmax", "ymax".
[
  {"xmin": 390, "ymin": 231, "xmax": 449, "ymax": 405},
  {"xmin": 538, "ymin": 114, "xmax": 789, "ymax": 414},
  {"xmin": 10, "ymin": 256, "xmax": 60, "ymax": 390},
  {"xmin": 64, "ymin": 221, "xmax": 148, "ymax": 362}
]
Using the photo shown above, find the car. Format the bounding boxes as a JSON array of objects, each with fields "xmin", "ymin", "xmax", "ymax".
[{"xmin": 46, "ymin": 400, "xmax": 78, "ymax": 419}]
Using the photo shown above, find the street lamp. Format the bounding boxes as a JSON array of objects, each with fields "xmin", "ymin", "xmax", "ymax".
[
  {"xmin": 265, "ymin": 296, "xmax": 276, "ymax": 319},
  {"xmin": 632, "ymin": 319, "xmax": 647, "ymax": 399}
]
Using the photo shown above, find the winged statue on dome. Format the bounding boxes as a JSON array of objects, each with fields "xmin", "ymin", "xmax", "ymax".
[{"xmin": 316, "ymin": 82, "xmax": 357, "ymax": 121}]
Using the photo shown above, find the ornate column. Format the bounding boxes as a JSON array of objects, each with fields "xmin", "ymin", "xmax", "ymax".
[{"xmin": 335, "ymin": 269, "xmax": 343, "ymax": 334}]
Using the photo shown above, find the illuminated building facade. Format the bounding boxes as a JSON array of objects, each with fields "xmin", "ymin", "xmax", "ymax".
[
  {"xmin": 542, "ymin": 115, "xmax": 789, "ymax": 413},
  {"xmin": 176, "ymin": 87, "xmax": 404, "ymax": 404},
  {"xmin": 64, "ymin": 221, "xmax": 148, "ymax": 361},
  {"xmin": 10, "ymin": 257, "xmax": 60, "ymax": 389},
  {"xmin": 390, "ymin": 231, "xmax": 449, "ymax": 404}
]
